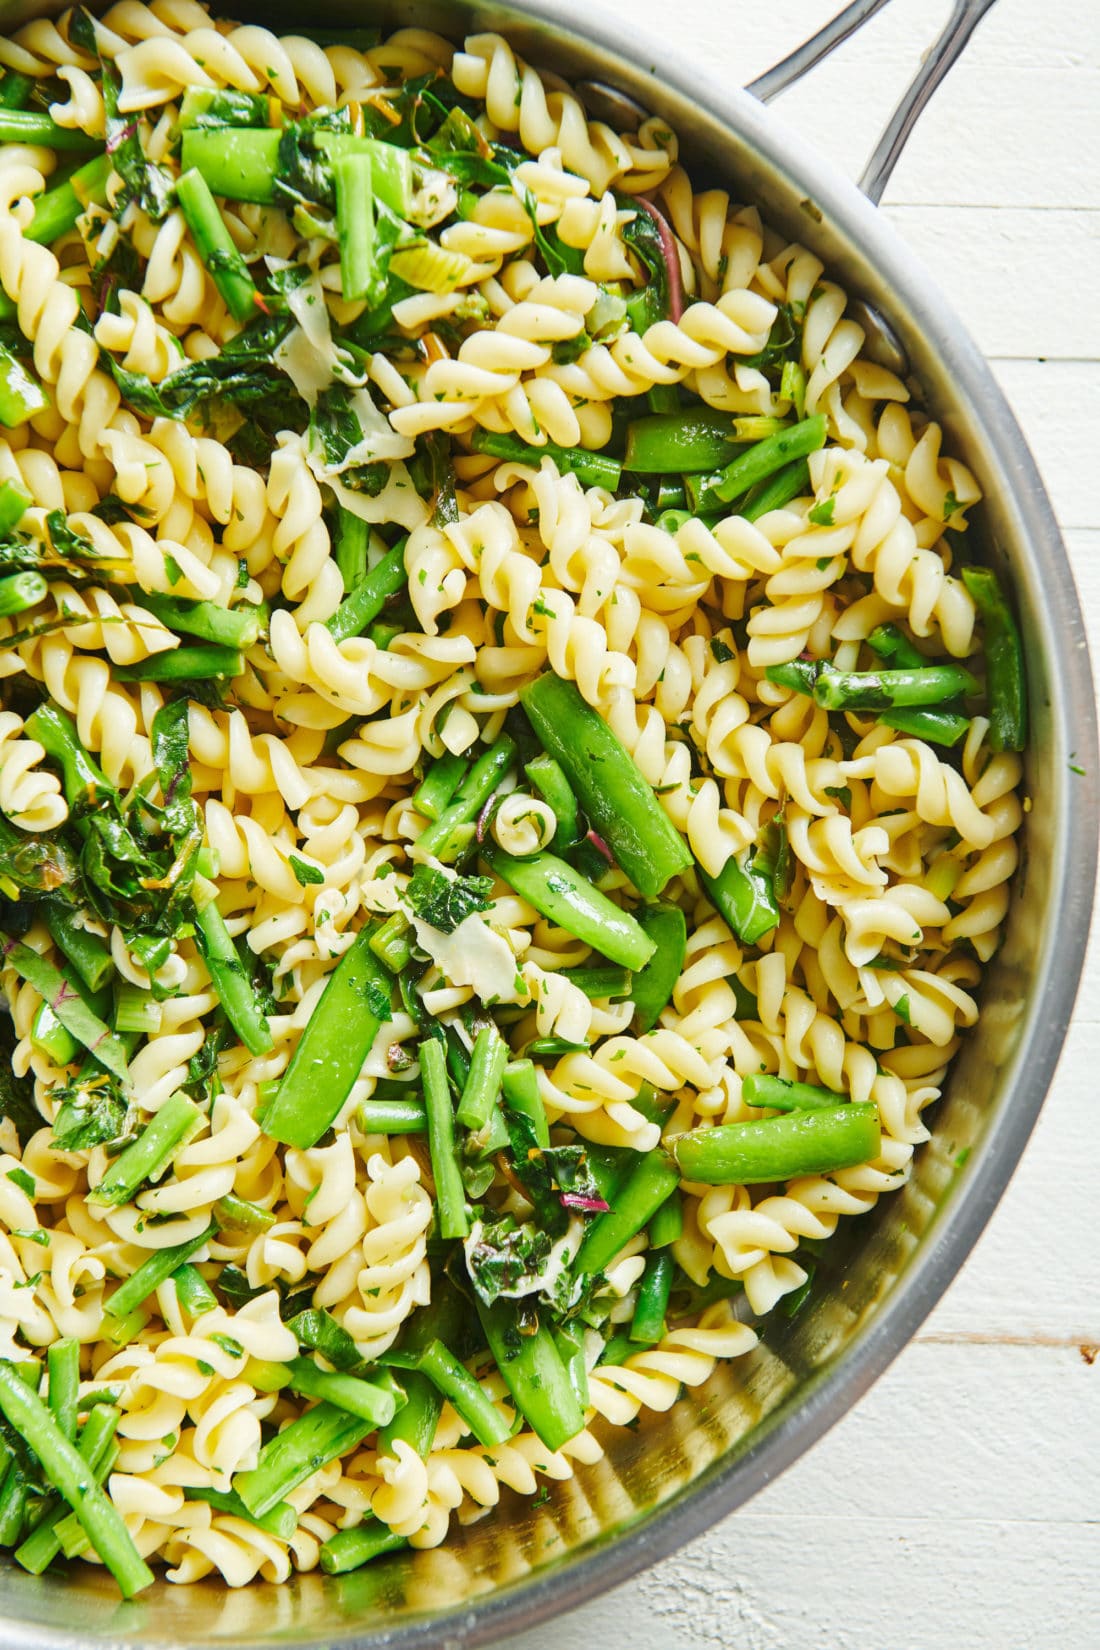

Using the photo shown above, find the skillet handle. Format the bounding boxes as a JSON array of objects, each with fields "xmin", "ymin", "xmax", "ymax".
[{"xmin": 747, "ymin": 0, "xmax": 1001, "ymax": 204}]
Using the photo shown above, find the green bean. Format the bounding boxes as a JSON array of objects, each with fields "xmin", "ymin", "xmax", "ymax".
[
  {"xmin": 26, "ymin": 153, "xmax": 111, "ymax": 245},
  {"xmin": 42, "ymin": 905, "xmax": 113, "ymax": 994},
  {"xmin": 14, "ymin": 1403, "xmax": 119, "ymax": 1575},
  {"xmin": 0, "ymin": 109, "xmax": 99, "ymax": 148},
  {"xmin": 500, "ymin": 1058, "xmax": 549, "ymax": 1149},
  {"xmin": 880, "ymin": 707, "xmax": 969, "ymax": 747},
  {"xmin": 483, "ymin": 846, "xmax": 656, "ymax": 972},
  {"xmin": 474, "ymin": 1296, "xmax": 584, "ymax": 1452},
  {"xmin": 740, "ymin": 456, "xmax": 812, "ymax": 521},
  {"xmin": 520, "ymin": 674, "xmax": 692, "ymax": 897},
  {"xmin": 175, "ymin": 167, "xmax": 260, "ymax": 322},
  {"xmin": 47, "ymin": 1338, "xmax": 79, "ymax": 1443},
  {"xmin": 179, "ymin": 126, "xmax": 280, "ymax": 203},
  {"xmin": 171, "ymin": 1263, "xmax": 217, "ymax": 1319},
  {"xmin": 261, "ymin": 927, "xmax": 392, "ymax": 1150},
  {"xmin": 88, "ymin": 1092, "xmax": 202, "ymax": 1208},
  {"xmin": 671, "ymin": 1105, "xmax": 881, "ymax": 1184},
  {"xmin": 140, "ymin": 593, "xmax": 262, "ymax": 651},
  {"xmin": 710, "ymin": 415, "xmax": 827, "ymax": 504},
  {"xmin": 0, "ymin": 571, "xmax": 46, "ymax": 615},
  {"xmin": 321, "ymin": 1518, "xmax": 406, "ymax": 1574},
  {"xmin": 0, "ymin": 1365, "xmax": 152, "ymax": 1596},
  {"xmin": 106, "ymin": 1227, "xmax": 216, "ymax": 1323},
  {"xmin": 420, "ymin": 1038, "xmax": 468, "ymax": 1239},
  {"xmin": 742, "ymin": 1073, "xmax": 846, "ymax": 1112},
  {"xmin": 193, "ymin": 894, "xmax": 273, "ymax": 1057},
  {"xmin": 648, "ymin": 1186, "xmax": 683, "ymax": 1248},
  {"xmin": 412, "ymin": 749, "xmax": 469, "ymax": 823},
  {"xmin": 961, "ymin": 564, "xmax": 1027, "ymax": 751},
  {"xmin": 251, "ymin": 1357, "xmax": 397, "ymax": 1428},
  {"xmin": 631, "ymin": 903, "xmax": 687, "ymax": 1033},
  {"xmin": 414, "ymin": 734, "xmax": 516, "ymax": 863},
  {"xmin": 455, "ymin": 1023, "xmax": 508, "ymax": 1132},
  {"xmin": 335, "ymin": 507, "xmax": 370, "ymax": 594},
  {"xmin": 0, "ymin": 1459, "xmax": 28, "ymax": 1546},
  {"xmin": 214, "ymin": 1192, "xmax": 276, "ymax": 1236},
  {"xmin": 378, "ymin": 1283, "xmax": 466, "ymax": 1458},
  {"xmin": 865, "ymin": 622, "xmax": 926, "ymax": 669},
  {"xmin": 813, "ymin": 662, "xmax": 978, "ymax": 712},
  {"xmin": 326, "ymin": 539, "xmax": 409, "ymax": 642},
  {"xmin": 630, "ymin": 1250, "xmax": 674, "ymax": 1344},
  {"xmin": 410, "ymin": 1340, "xmax": 511, "ymax": 1448},
  {"xmin": 524, "ymin": 752, "xmax": 581, "ymax": 851},
  {"xmin": 358, "ymin": 1095, "xmax": 426, "ymax": 1134},
  {"xmin": 469, "ymin": 429, "xmax": 622, "ymax": 491},
  {"xmin": 183, "ymin": 1486, "xmax": 296, "ymax": 1540},
  {"xmin": 0, "ymin": 939, "xmax": 128, "ymax": 1079},
  {"xmin": 575, "ymin": 1151, "xmax": 680, "ymax": 1277},
  {"xmin": 115, "ymin": 642, "xmax": 244, "ymax": 681},
  {"xmin": 764, "ymin": 659, "xmax": 818, "ymax": 696},
  {"xmin": 234, "ymin": 1402, "xmax": 373, "ymax": 1519}
]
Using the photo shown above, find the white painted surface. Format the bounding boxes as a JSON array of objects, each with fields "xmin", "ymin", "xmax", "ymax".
[{"xmin": 515, "ymin": 1, "xmax": 1100, "ymax": 1644}]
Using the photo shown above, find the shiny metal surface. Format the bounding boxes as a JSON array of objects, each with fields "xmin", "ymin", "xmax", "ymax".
[{"xmin": 0, "ymin": 1, "xmax": 1094, "ymax": 1645}]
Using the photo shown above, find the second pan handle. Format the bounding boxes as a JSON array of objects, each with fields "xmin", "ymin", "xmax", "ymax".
[{"xmin": 746, "ymin": 0, "xmax": 1001, "ymax": 204}]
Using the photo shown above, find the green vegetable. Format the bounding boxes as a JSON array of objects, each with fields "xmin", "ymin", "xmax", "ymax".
[
  {"xmin": 250, "ymin": 1356, "xmax": 397, "ymax": 1427},
  {"xmin": 879, "ymin": 707, "xmax": 970, "ymax": 747},
  {"xmin": 412, "ymin": 749, "xmax": 469, "ymax": 823},
  {"xmin": 699, "ymin": 847, "xmax": 780, "ymax": 945},
  {"xmin": 474, "ymin": 1296, "xmax": 584, "ymax": 1452},
  {"xmin": 574, "ymin": 1151, "xmax": 679, "ymax": 1277},
  {"xmin": 105, "ymin": 1224, "xmax": 216, "ymax": 1321},
  {"xmin": 234, "ymin": 1402, "xmax": 372, "ymax": 1519},
  {"xmin": 0, "ymin": 477, "xmax": 31, "ymax": 533},
  {"xmin": 183, "ymin": 1486, "xmax": 296, "ymax": 1540},
  {"xmin": 0, "ymin": 571, "xmax": 46, "ymax": 616},
  {"xmin": 333, "ymin": 149, "xmax": 376, "ymax": 303},
  {"xmin": 0, "ymin": 345, "xmax": 48, "ymax": 428},
  {"xmin": 0, "ymin": 1364, "xmax": 152, "ymax": 1596},
  {"xmin": 671, "ymin": 1105, "xmax": 881, "ymax": 1183},
  {"xmin": 326, "ymin": 539, "xmax": 408, "ymax": 642},
  {"xmin": 420, "ymin": 1037, "xmax": 468, "ymax": 1239},
  {"xmin": 26, "ymin": 153, "xmax": 111, "ymax": 245},
  {"xmin": 469, "ymin": 429, "xmax": 622, "ymax": 491},
  {"xmin": 524, "ymin": 752, "xmax": 581, "ymax": 851},
  {"xmin": 741, "ymin": 455, "xmax": 812, "ymax": 521},
  {"xmin": 404, "ymin": 864, "xmax": 493, "ymax": 934},
  {"xmin": 115, "ymin": 643, "xmax": 244, "ymax": 682},
  {"xmin": 178, "ymin": 89, "xmax": 274, "ymax": 130},
  {"xmin": 631, "ymin": 903, "xmax": 687, "ymax": 1032},
  {"xmin": 741, "ymin": 1073, "xmax": 847, "ymax": 1112},
  {"xmin": 180, "ymin": 126, "xmax": 281, "ymax": 203},
  {"xmin": 413, "ymin": 734, "xmax": 516, "ymax": 864},
  {"xmin": 47, "ymin": 1338, "xmax": 79, "ymax": 1442},
  {"xmin": 175, "ymin": 167, "xmax": 260, "ymax": 322},
  {"xmin": 14, "ymin": 1402, "xmax": 119, "ymax": 1575},
  {"xmin": 320, "ymin": 1518, "xmax": 405, "ymax": 1574},
  {"xmin": 500, "ymin": 1058, "xmax": 549, "ymax": 1150},
  {"xmin": 520, "ymin": 674, "xmax": 692, "ymax": 898},
  {"xmin": 961, "ymin": 564, "xmax": 1027, "ymax": 752},
  {"xmin": 88, "ymin": 1092, "xmax": 202, "ymax": 1207},
  {"xmin": 483, "ymin": 846, "xmax": 656, "ymax": 972},
  {"xmin": 368, "ymin": 911, "xmax": 413, "ymax": 973},
  {"xmin": 630, "ymin": 1250, "xmax": 674, "ymax": 1343},
  {"xmin": 193, "ymin": 894, "xmax": 273, "ymax": 1057},
  {"xmin": 140, "ymin": 594, "xmax": 261, "ymax": 651},
  {"xmin": 648, "ymin": 1185, "xmax": 683, "ymax": 1248},
  {"xmin": 813, "ymin": 662, "xmax": 978, "ymax": 712},
  {"xmin": 558, "ymin": 963, "xmax": 632, "ymax": 1000},
  {"xmin": 171, "ymin": 1263, "xmax": 217, "ymax": 1319},
  {"xmin": 865, "ymin": 623, "xmax": 926, "ymax": 669},
  {"xmin": 0, "ymin": 940, "xmax": 128, "ymax": 1079},
  {"xmin": 358, "ymin": 1094, "xmax": 425, "ymax": 1134},
  {"xmin": 710, "ymin": 414, "xmax": 827, "ymax": 505},
  {"xmin": 261, "ymin": 927, "xmax": 392, "ymax": 1150},
  {"xmin": 623, "ymin": 407, "xmax": 741, "ymax": 473},
  {"xmin": 214, "ymin": 1192, "xmax": 276, "ymax": 1236},
  {"xmin": 401, "ymin": 1340, "xmax": 511, "ymax": 1448}
]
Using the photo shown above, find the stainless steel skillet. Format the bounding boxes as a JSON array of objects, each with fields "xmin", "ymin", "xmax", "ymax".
[{"xmin": 0, "ymin": 1, "xmax": 1092, "ymax": 1645}]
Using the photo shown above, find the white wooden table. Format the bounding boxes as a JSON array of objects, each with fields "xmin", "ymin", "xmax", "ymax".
[{"xmin": 517, "ymin": 1, "xmax": 1100, "ymax": 1643}]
